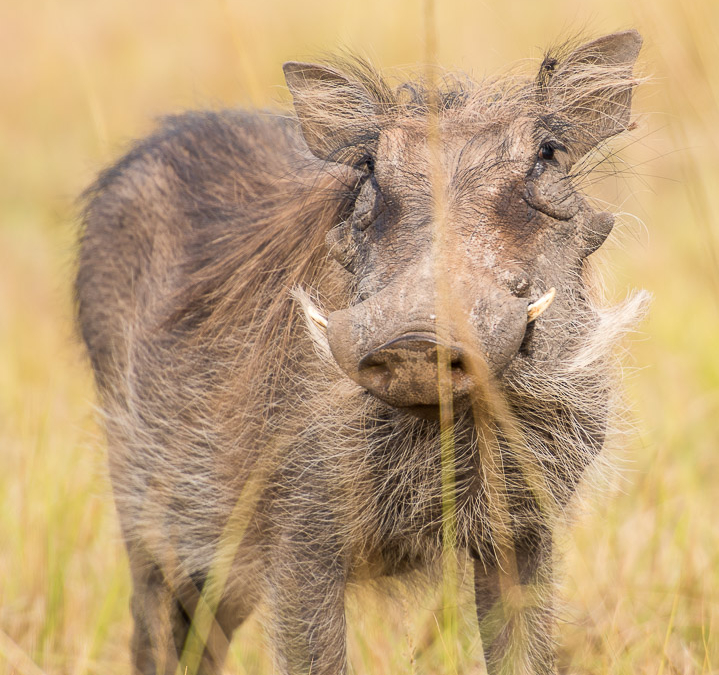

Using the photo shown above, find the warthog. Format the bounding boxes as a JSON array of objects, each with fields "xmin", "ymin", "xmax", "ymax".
[{"xmin": 76, "ymin": 30, "xmax": 647, "ymax": 674}]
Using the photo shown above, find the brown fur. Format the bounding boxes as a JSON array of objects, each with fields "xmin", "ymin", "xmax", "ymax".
[{"xmin": 76, "ymin": 32, "xmax": 647, "ymax": 675}]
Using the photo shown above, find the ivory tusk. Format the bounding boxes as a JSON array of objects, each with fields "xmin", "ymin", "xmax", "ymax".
[
  {"xmin": 306, "ymin": 304, "xmax": 328, "ymax": 331},
  {"xmin": 527, "ymin": 287, "xmax": 556, "ymax": 323}
]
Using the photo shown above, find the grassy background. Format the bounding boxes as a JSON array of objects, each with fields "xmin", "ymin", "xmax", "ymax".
[{"xmin": 1, "ymin": 0, "xmax": 718, "ymax": 672}]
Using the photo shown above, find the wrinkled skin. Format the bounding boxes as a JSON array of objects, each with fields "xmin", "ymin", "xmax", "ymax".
[
  {"xmin": 323, "ymin": 117, "xmax": 610, "ymax": 412},
  {"xmin": 76, "ymin": 30, "xmax": 643, "ymax": 675}
]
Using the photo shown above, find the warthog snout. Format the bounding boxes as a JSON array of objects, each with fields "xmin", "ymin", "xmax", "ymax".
[
  {"xmin": 327, "ymin": 281, "xmax": 535, "ymax": 411},
  {"xmin": 356, "ymin": 333, "xmax": 472, "ymax": 410}
]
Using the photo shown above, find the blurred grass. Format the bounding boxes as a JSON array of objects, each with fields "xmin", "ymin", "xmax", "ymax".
[{"xmin": 1, "ymin": 0, "xmax": 718, "ymax": 673}]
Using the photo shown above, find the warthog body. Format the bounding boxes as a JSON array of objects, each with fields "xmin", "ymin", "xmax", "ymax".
[{"xmin": 77, "ymin": 31, "xmax": 647, "ymax": 674}]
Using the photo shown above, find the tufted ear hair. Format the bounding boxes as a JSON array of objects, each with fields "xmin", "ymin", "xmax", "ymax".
[
  {"xmin": 537, "ymin": 30, "xmax": 643, "ymax": 164},
  {"xmin": 283, "ymin": 61, "xmax": 381, "ymax": 165}
]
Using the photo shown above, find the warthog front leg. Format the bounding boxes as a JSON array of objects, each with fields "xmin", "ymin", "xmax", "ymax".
[
  {"xmin": 268, "ymin": 526, "xmax": 348, "ymax": 675},
  {"xmin": 128, "ymin": 559, "xmax": 241, "ymax": 675},
  {"xmin": 474, "ymin": 529, "xmax": 556, "ymax": 675}
]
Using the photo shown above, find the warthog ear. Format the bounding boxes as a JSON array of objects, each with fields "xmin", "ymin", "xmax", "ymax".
[
  {"xmin": 538, "ymin": 30, "xmax": 643, "ymax": 163},
  {"xmin": 283, "ymin": 62, "xmax": 379, "ymax": 165}
]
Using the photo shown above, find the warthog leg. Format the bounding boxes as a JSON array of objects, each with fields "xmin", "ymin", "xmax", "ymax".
[
  {"xmin": 128, "ymin": 558, "xmax": 246, "ymax": 675},
  {"xmin": 474, "ymin": 528, "xmax": 556, "ymax": 675},
  {"xmin": 267, "ymin": 515, "xmax": 348, "ymax": 675}
]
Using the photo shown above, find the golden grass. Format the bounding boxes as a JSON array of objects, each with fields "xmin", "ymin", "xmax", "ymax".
[{"xmin": 1, "ymin": 0, "xmax": 718, "ymax": 672}]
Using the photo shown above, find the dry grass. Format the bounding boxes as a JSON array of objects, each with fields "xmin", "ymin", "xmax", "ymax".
[{"xmin": 1, "ymin": 0, "xmax": 718, "ymax": 672}]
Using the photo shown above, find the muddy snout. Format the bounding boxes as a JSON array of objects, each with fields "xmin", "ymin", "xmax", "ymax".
[
  {"xmin": 356, "ymin": 333, "xmax": 474, "ymax": 409},
  {"xmin": 326, "ymin": 285, "xmax": 536, "ymax": 413}
]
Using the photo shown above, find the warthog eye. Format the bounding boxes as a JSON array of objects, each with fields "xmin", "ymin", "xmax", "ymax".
[
  {"xmin": 539, "ymin": 143, "xmax": 555, "ymax": 161},
  {"xmin": 525, "ymin": 140, "xmax": 578, "ymax": 220},
  {"xmin": 537, "ymin": 140, "xmax": 567, "ymax": 163}
]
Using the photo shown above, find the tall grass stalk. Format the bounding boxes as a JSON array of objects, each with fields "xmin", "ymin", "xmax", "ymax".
[{"xmin": 424, "ymin": 0, "xmax": 461, "ymax": 670}]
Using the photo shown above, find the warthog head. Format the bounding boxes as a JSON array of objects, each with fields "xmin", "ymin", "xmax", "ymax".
[{"xmin": 285, "ymin": 31, "xmax": 642, "ymax": 418}]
